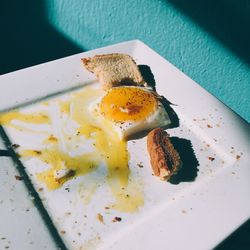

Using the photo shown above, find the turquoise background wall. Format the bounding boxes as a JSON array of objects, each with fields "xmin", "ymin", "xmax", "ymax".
[{"xmin": 1, "ymin": 0, "xmax": 249, "ymax": 123}]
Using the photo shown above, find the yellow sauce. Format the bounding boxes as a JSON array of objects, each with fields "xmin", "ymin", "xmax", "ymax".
[
  {"xmin": 0, "ymin": 85, "xmax": 144, "ymax": 212},
  {"xmin": 21, "ymin": 148, "xmax": 100, "ymax": 189},
  {"xmin": 59, "ymin": 100, "xmax": 70, "ymax": 114},
  {"xmin": 43, "ymin": 135, "xmax": 58, "ymax": 144},
  {"xmin": 0, "ymin": 111, "xmax": 50, "ymax": 125}
]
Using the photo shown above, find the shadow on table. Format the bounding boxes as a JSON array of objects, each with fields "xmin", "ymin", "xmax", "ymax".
[
  {"xmin": 166, "ymin": 0, "xmax": 250, "ymax": 65},
  {"xmin": 215, "ymin": 219, "xmax": 250, "ymax": 250},
  {"xmin": 0, "ymin": 0, "xmax": 82, "ymax": 75}
]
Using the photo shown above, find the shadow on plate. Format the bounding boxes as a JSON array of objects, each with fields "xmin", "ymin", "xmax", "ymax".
[
  {"xmin": 0, "ymin": 149, "xmax": 10, "ymax": 157},
  {"xmin": 0, "ymin": 125, "xmax": 67, "ymax": 249},
  {"xmin": 169, "ymin": 136, "xmax": 199, "ymax": 184},
  {"xmin": 138, "ymin": 65, "xmax": 156, "ymax": 91},
  {"xmin": 139, "ymin": 64, "xmax": 180, "ymax": 129}
]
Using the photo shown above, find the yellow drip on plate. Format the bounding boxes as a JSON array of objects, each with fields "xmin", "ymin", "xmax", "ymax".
[
  {"xmin": 0, "ymin": 111, "xmax": 50, "ymax": 125},
  {"xmin": 0, "ymin": 85, "xmax": 144, "ymax": 212}
]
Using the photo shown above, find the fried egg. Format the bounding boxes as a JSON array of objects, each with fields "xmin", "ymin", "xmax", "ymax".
[{"xmin": 91, "ymin": 86, "xmax": 171, "ymax": 139}]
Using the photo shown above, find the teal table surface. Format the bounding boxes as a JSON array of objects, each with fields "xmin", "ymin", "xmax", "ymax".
[
  {"xmin": 1, "ymin": 0, "xmax": 249, "ymax": 123},
  {"xmin": 0, "ymin": 1, "xmax": 249, "ymax": 248}
]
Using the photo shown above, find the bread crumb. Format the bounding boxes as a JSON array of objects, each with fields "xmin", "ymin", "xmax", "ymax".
[
  {"xmin": 33, "ymin": 150, "xmax": 42, "ymax": 155},
  {"xmin": 14, "ymin": 175, "xmax": 23, "ymax": 181},
  {"xmin": 112, "ymin": 216, "xmax": 122, "ymax": 222},
  {"xmin": 11, "ymin": 144, "xmax": 20, "ymax": 149},
  {"xmin": 208, "ymin": 157, "xmax": 215, "ymax": 161},
  {"xmin": 236, "ymin": 155, "xmax": 241, "ymax": 160},
  {"xmin": 97, "ymin": 213, "xmax": 104, "ymax": 224}
]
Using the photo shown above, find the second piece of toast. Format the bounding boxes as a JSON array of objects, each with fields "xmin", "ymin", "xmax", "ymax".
[{"xmin": 82, "ymin": 53, "xmax": 145, "ymax": 90}]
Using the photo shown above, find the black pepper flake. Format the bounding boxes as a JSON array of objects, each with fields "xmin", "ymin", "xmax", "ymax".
[{"xmin": 137, "ymin": 163, "xmax": 144, "ymax": 168}]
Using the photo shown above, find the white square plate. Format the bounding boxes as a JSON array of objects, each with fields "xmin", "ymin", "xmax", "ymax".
[{"xmin": 0, "ymin": 40, "xmax": 249, "ymax": 250}]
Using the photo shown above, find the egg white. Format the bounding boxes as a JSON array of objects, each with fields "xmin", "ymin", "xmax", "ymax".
[{"xmin": 89, "ymin": 87, "xmax": 171, "ymax": 140}]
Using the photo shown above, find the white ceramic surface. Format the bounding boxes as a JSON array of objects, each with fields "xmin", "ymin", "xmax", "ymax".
[{"xmin": 0, "ymin": 40, "xmax": 249, "ymax": 250}]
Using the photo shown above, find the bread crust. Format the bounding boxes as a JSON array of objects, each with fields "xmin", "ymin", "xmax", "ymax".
[
  {"xmin": 147, "ymin": 128, "xmax": 181, "ymax": 180},
  {"xmin": 81, "ymin": 53, "xmax": 145, "ymax": 90}
]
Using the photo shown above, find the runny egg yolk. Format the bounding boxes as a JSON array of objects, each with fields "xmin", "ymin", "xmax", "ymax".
[
  {"xmin": 100, "ymin": 87, "xmax": 157, "ymax": 122},
  {"xmin": 0, "ymin": 85, "xmax": 144, "ymax": 212}
]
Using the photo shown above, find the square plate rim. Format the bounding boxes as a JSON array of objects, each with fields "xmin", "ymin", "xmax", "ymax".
[{"xmin": 0, "ymin": 40, "xmax": 249, "ymax": 250}]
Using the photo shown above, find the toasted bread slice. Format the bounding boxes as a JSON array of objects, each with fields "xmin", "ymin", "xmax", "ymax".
[
  {"xmin": 82, "ymin": 53, "xmax": 145, "ymax": 90},
  {"xmin": 147, "ymin": 128, "xmax": 181, "ymax": 180}
]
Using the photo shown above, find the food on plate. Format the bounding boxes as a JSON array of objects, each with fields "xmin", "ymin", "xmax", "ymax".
[
  {"xmin": 147, "ymin": 128, "xmax": 181, "ymax": 180},
  {"xmin": 0, "ymin": 52, "xmax": 181, "ymax": 213},
  {"xmin": 92, "ymin": 86, "xmax": 171, "ymax": 139},
  {"xmin": 0, "ymin": 84, "xmax": 144, "ymax": 212},
  {"xmin": 82, "ymin": 53, "xmax": 145, "ymax": 90}
]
